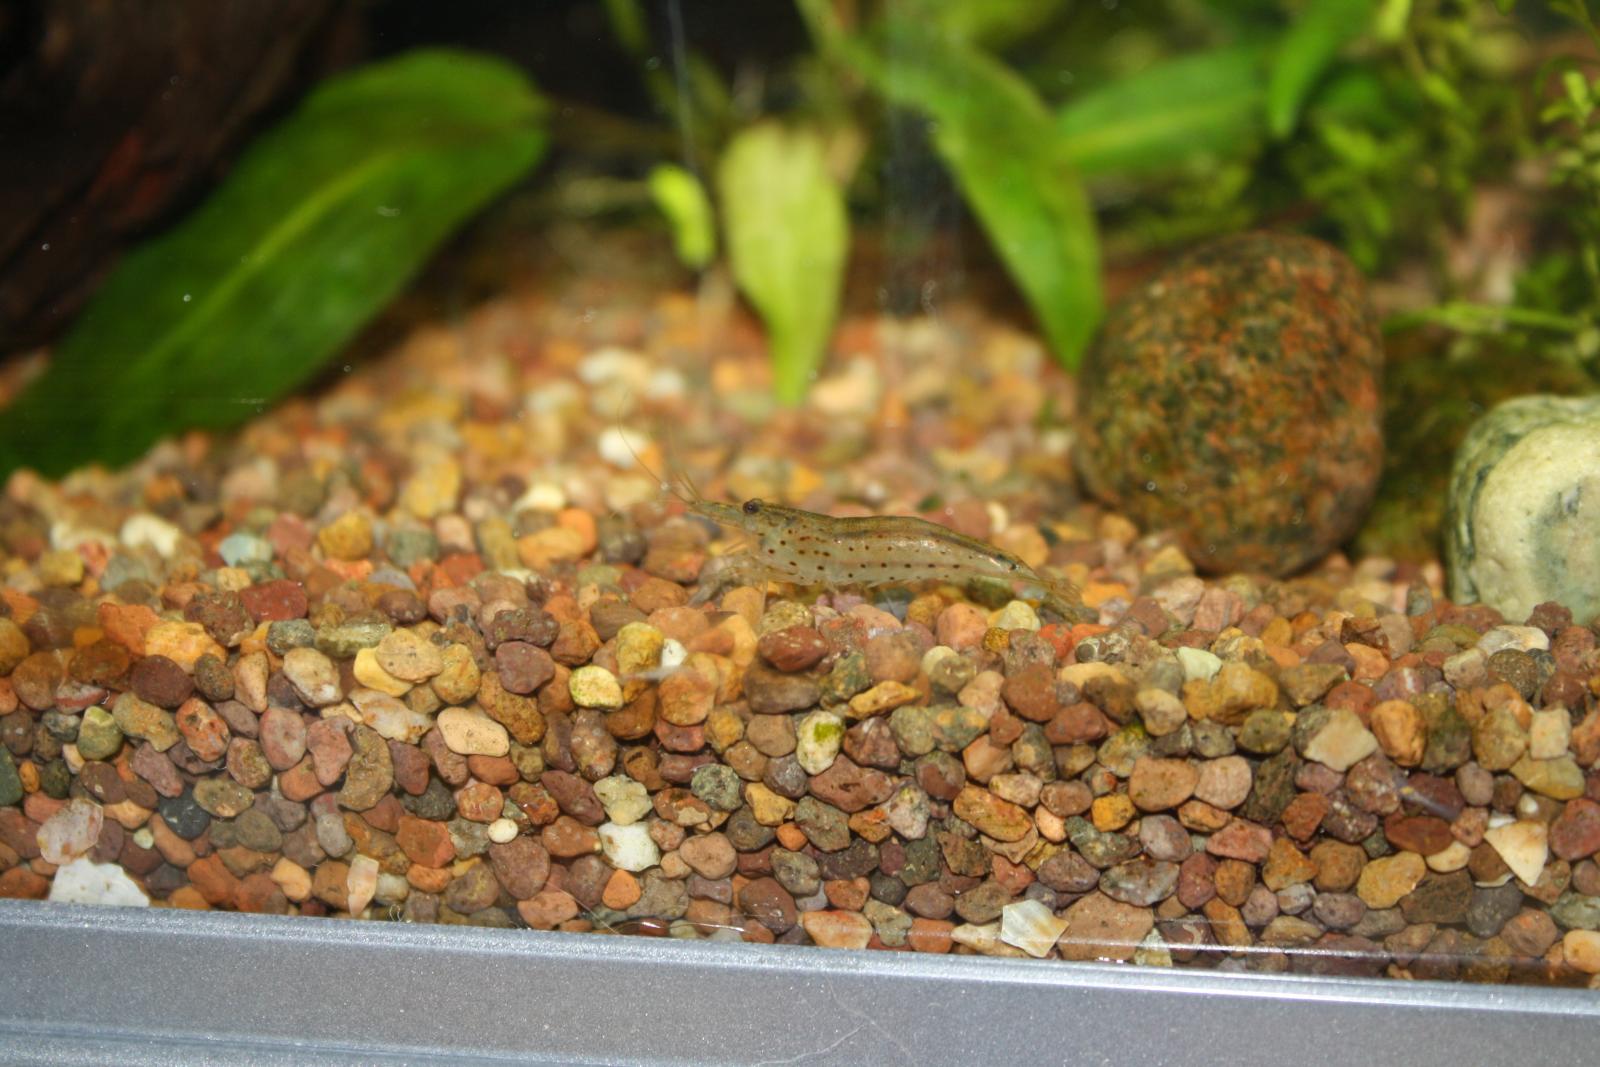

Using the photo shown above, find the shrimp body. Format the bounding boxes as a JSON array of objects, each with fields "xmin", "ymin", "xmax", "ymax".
[
  {"xmin": 621, "ymin": 425, "xmax": 1091, "ymax": 621},
  {"xmin": 696, "ymin": 498, "xmax": 1091, "ymax": 622}
]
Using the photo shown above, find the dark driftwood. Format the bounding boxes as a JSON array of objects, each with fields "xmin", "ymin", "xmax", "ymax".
[{"xmin": 0, "ymin": 0, "xmax": 346, "ymax": 352}]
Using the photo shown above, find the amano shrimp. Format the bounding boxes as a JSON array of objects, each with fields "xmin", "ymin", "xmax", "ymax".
[{"xmin": 627, "ymin": 431, "xmax": 1092, "ymax": 622}]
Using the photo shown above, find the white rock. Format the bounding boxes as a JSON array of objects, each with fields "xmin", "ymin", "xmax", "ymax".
[
  {"xmin": 950, "ymin": 921, "xmax": 1004, "ymax": 955},
  {"xmin": 1529, "ymin": 709, "xmax": 1572, "ymax": 761},
  {"xmin": 593, "ymin": 776, "xmax": 652, "ymax": 825},
  {"xmin": 990, "ymin": 600, "xmax": 1040, "ymax": 632},
  {"xmin": 1483, "ymin": 817, "xmax": 1549, "ymax": 887},
  {"xmin": 598, "ymin": 427, "xmax": 647, "ymax": 470},
  {"xmin": 375, "ymin": 872, "xmax": 410, "ymax": 906},
  {"xmin": 1477, "ymin": 625, "xmax": 1550, "ymax": 655},
  {"xmin": 350, "ymin": 688, "xmax": 433, "ymax": 743},
  {"xmin": 795, "ymin": 710, "xmax": 845, "ymax": 775},
  {"xmin": 1133, "ymin": 929, "xmax": 1174, "ymax": 968},
  {"xmin": 435, "ymin": 707, "xmax": 510, "ymax": 756},
  {"xmin": 1447, "ymin": 394, "xmax": 1600, "ymax": 623},
  {"xmin": 36, "ymin": 797, "xmax": 103, "ymax": 865},
  {"xmin": 1176, "ymin": 647, "xmax": 1222, "ymax": 683},
  {"xmin": 514, "ymin": 482, "xmax": 567, "ymax": 513},
  {"xmin": 346, "ymin": 854, "xmax": 379, "ymax": 915},
  {"xmin": 48, "ymin": 856, "xmax": 149, "ymax": 907},
  {"xmin": 487, "ymin": 818, "xmax": 520, "ymax": 844},
  {"xmin": 999, "ymin": 899, "xmax": 1068, "ymax": 959},
  {"xmin": 598, "ymin": 821, "xmax": 659, "ymax": 873},
  {"xmin": 1425, "ymin": 840, "xmax": 1472, "ymax": 873},
  {"xmin": 881, "ymin": 783, "xmax": 930, "ymax": 840},
  {"xmin": 1302, "ymin": 707, "xmax": 1379, "ymax": 772},
  {"xmin": 119, "ymin": 514, "xmax": 182, "ymax": 557},
  {"xmin": 282, "ymin": 647, "xmax": 341, "ymax": 707},
  {"xmin": 659, "ymin": 638, "xmax": 688, "ymax": 671}
]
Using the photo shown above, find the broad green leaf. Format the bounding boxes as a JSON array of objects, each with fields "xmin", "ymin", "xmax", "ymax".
[
  {"xmin": 648, "ymin": 163, "xmax": 717, "ymax": 270},
  {"xmin": 848, "ymin": 21, "xmax": 1101, "ymax": 368},
  {"xmin": 0, "ymin": 49, "xmax": 547, "ymax": 478},
  {"xmin": 717, "ymin": 123, "xmax": 849, "ymax": 405},
  {"xmin": 1056, "ymin": 44, "xmax": 1269, "ymax": 178},
  {"xmin": 1267, "ymin": 0, "xmax": 1376, "ymax": 138}
]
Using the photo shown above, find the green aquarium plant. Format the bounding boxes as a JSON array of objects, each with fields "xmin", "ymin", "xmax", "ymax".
[
  {"xmin": 717, "ymin": 124, "xmax": 850, "ymax": 406},
  {"xmin": 0, "ymin": 49, "xmax": 548, "ymax": 479}
]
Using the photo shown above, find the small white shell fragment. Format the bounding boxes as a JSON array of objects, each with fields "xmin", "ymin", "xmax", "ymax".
[
  {"xmin": 999, "ymin": 899, "xmax": 1068, "ymax": 959},
  {"xmin": 1483, "ymin": 819, "xmax": 1549, "ymax": 887}
]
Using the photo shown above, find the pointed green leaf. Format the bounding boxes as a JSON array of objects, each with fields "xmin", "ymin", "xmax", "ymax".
[
  {"xmin": 1267, "ymin": 0, "xmax": 1376, "ymax": 138},
  {"xmin": 0, "ymin": 49, "xmax": 547, "ymax": 478},
  {"xmin": 1056, "ymin": 44, "xmax": 1270, "ymax": 177},
  {"xmin": 648, "ymin": 164, "xmax": 717, "ymax": 271},
  {"xmin": 717, "ymin": 123, "xmax": 849, "ymax": 405},
  {"xmin": 847, "ymin": 21, "xmax": 1101, "ymax": 368}
]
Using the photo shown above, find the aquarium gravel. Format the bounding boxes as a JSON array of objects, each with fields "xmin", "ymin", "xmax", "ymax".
[{"xmin": 1, "ymin": 282, "xmax": 1598, "ymax": 987}]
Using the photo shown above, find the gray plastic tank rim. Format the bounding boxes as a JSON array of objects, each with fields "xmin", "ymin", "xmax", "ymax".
[{"xmin": 2, "ymin": 899, "xmax": 1596, "ymax": 1066}]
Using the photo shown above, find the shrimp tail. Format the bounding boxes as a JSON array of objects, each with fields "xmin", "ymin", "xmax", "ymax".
[{"xmin": 1038, "ymin": 574, "xmax": 1095, "ymax": 625}]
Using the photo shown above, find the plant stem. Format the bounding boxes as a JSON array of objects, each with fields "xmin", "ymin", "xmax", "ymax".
[{"xmin": 1384, "ymin": 301, "xmax": 1589, "ymax": 334}]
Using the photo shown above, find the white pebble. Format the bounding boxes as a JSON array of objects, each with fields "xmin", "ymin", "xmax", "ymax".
[
  {"xmin": 659, "ymin": 638, "xmax": 688, "ymax": 671},
  {"xmin": 514, "ymin": 482, "xmax": 567, "ymax": 512},
  {"xmin": 1176, "ymin": 647, "xmax": 1223, "ymax": 683},
  {"xmin": 1484, "ymin": 817, "xmax": 1549, "ymax": 887},
  {"xmin": 598, "ymin": 821, "xmax": 660, "ymax": 873},
  {"xmin": 346, "ymin": 855, "xmax": 379, "ymax": 915},
  {"xmin": 375, "ymin": 872, "xmax": 411, "ymax": 906},
  {"xmin": 48, "ymin": 856, "xmax": 149, "ymax": 907},
  {"xmin": 593, "ymin": 775, "xmax": 652, "ymax": 825},
  {"xmin": 577, "ymin": 345, "xmax": 650, "ymax": 388},
  {"xmin": 991, "ymin": 600, "xmax": 1040, "ymax": 632},
  {"xmin": 37, "ymin": 797, "xmax": 102, "ymax": 865},
  {"xmin": 645, "ymin": 367, "xmax": 686, "ymax": 400},
  {"xmin": 598, "ymin": 426, "xmax": 648, "ymax": 470},
  {"xmin": 436, "ymin": 707, "xmax": 510, "ymax": 757},
  {"xmin": 1477, "ymin": 625, "xmax": 1550, "ymax": 655},
  {"xmin": 1302, "ymin": 707, "xmax": 1379, "ymax": 772},
  {"xmin": 487, "ymin": 818, "xmax": 520, "ymax": 844},
  {"xmin": 49, "ymin": 521, "xmax": 110, "ymax": 552},
  {"xmin": 1529, "ymin": 709, "xmax": 1573, "ymax": 760},
  {"xmin": 119, "ymin": 514, "xmax": 182, "ymax": 557},
  {"xmin": 999, "ymin": 899, "xmax": 1068, "ymax": 959},
  {"xmin": 795, "ymin": 710, "xmax": 845, "ymax": 775}
]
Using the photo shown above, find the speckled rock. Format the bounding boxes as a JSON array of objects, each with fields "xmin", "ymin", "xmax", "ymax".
[
  {"xmin": 1447, "ymin": 394, "xmax": 1600, "ymax": 622},
  {"xmin": 1076, "ymin": 232, "xmax": 1383, "ymax": 575}
]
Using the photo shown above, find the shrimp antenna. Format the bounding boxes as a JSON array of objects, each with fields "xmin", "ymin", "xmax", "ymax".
[{"xmin": 613, "ymin": 393, "xmax": 696, "ymax": 505}]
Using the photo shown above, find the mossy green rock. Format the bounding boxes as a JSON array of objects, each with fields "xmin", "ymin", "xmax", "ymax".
[
  {"xmin": 0, "ymin": 749, "xmax": 21, "ymax": 807},
  {"xmin": 1446, "ymin": 394, "xmax": 1600, "ymax": 625},
  {"xmin": 1077, "ymin": 232, "xmax": 1384, "ymax": 575},
  {"xmin": 75, "ymin": 706, "xmax": 125, "ymax": 761}
]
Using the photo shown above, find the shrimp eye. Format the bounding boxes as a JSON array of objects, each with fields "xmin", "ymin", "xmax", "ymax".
[{"xmin": 742, "ymin": 499, "xmax": 763, "ymax": 515}]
